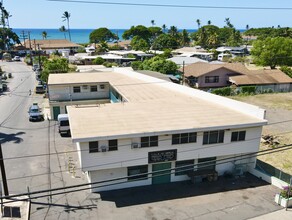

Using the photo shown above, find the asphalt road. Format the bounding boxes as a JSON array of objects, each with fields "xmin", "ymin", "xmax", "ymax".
[{"xmin": 0, "ymin": 60, "xmax": 98, "ymax": 220}]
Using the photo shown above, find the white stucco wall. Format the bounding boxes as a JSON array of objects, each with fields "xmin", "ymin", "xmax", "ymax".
[{"xmin": 78, "ymin": 126, "xmax": 262, "ymax": 173}]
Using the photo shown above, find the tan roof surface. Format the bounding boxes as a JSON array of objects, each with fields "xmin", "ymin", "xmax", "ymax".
[
  {"xmin": 23, "ymin": 39, "xmax": 81, "ymax": 50},
  {"xmin": 54, "ymin": 71, "xmax": 267, "ymax": 141},
  {"xmin": 230, "ymin": 70, "xmax": 292, "ymax": 85},
  {"xmin": 181, "ymin": 62, "xmax": 249, "ymax": 77}
]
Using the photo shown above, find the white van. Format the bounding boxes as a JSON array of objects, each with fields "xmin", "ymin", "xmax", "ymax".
[
  {"xmin": 218, "ymin": 53, "xmax": 232, "ymax": 61},
  {"xmin": 58, "ymin": 114, "xmax": 70, "ymax": 135}
]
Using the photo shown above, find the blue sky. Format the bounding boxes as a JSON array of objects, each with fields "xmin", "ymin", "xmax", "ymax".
[{"xmin": 5, "ymin": 0, "xmax": 292, "ymax": 29}]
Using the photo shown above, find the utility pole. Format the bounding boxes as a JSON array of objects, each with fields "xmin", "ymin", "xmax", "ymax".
[
  {"xmin": 37, "ymin": 43, "xmax": 42, "ymax": 70},
  {"xmin": 0, "ymin": 143, "xmax": 9, "ymax": 196},
  {"xmin": 28, "ymin": 31, "xmax": 32, "ymax": 65},
  {"xmin": 182, "ymin": 61, "xmax": 185, "ymax": 85},
  {"xmin": 20, "ymin": 31, "xmax": 27, "ymax": 48}
]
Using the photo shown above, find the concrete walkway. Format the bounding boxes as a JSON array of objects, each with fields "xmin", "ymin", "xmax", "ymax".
[{"xmin": 249, "ymin": 208, "xmax": 292, "ymax": 220}]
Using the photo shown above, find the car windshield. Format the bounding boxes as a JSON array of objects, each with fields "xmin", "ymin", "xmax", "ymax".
[{"xmin": 30, "ymin": 109, "xmax": 39, "ymax": 113}]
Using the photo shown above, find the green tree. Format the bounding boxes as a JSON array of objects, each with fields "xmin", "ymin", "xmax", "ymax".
[
  {"xmin": 93, "ymin": 57, "xmax": 105, "ymax": 65},
  {"xmin": 251, "ymin": 37, "xmax": 292, "ymax": 69},
  {"xmin": 179, "ymin": 29, "xmax": 190, "ymax": 47},
  {"xmin": 59, "ymin": 25, "xmax": 67, "ymax": 39},
  {"xmin": 224, "ymin": 18, "xmax": 234, "ymax": 28},
  {"xmin": 122, "ymin": 25, "xmax": 151, "ymax": 41},
  {"xmin": 131, "ymin": 36, "xmax": 150, "ymax": 51},
  {"xmin": 162, "ymin": 24, "xmax": 167, "ymax": 33},
  {"xmin": 168, "ymin": 26, "xmax": 179, "ymax": 40},
  {"xmin": 151, "ymin": 20, "xmax": 155, "ymax": 26},
  {"xmin": 0, "ymin": 28, "xmax": 20, "ymax": 50},
  {"xmin": 62, "ymin": 11, "xmax": 71, "ymax": 41},
  {"xmin": 226, "ymin": 29, "xmax": 242, "ymax": 46},
  {"xmin": 131, "ymin": 61, "xmax": 143, "ymax": 70},
  {"xmin": 96, "ymin": 41, "xmax": 109, "ymax": 53},
  {"xmin": 42, "ymin": 31, "xmax": 48, "ymax": 39},
  {"xmin": 280, "ymin": 66, "xmax": 292, "ymax": 78},
  {"xmin": 141, "ymin": 56, "xmax": 178, "ymax": 74},
  {"xmin": 89, "ymin": 28, "xmax": 117, "ymax": 43},
  {"xmin": 196, "ymin": 19, "xmax": 201, "ymax": 29},
  {"xmin": 152, "ymin": 34, "xmax": 179, "ymax": 50},
  {"xmin": 208, "ymin": 20, "xmax": 212, "ymax": 25},
  {"xmin": 41, "ymin": 57, "xmax": 69, "ymax": 82}
]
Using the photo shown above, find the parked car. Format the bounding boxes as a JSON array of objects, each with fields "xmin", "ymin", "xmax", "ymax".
[
  {"xmin": 35, "ymin": 85, "xmax": 45, "ymax": 94},
  {"xmin": 13, "ymin": 56, "xmax": 21, "ymax": 61},
  {"xmin": 28, "ymin": 103, "xmax": 44, "ymax": 121}
]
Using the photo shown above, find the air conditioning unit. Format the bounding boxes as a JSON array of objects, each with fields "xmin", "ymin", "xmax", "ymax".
[
  {"xmin": 82, "ymin": 85, "xmax": 88, "ymax": 90},
  {"xmin": 100, "ymin": 145, "xmax": 108, "ymax": 152},
  {"xmin": 131, "ymin": 143, "xmax": 140, "ymax": 149}
]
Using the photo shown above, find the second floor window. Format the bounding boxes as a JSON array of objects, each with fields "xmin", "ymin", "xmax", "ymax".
[
  {"xmin": 109, "ymin": 139, "xmax": 118, "ymax": 151},
  {"xmin": 172, "ymin": 132, "xmax": 197, "ymax": 145},
  {"xmin": 203, "ymin": 130, "xmax": 224, "ymax": 145},
  {"xmin": 205, "ymin": 76, "xmax": 219, "ymax": 83},
  {"xmin": 141, "ymin": 136, "xmax": 158, "ymax": 148},
  {"xmin": 73, "ymin": 86, "xmax": 81, "ymax": 93},
  {"xmin": 89, "ymin": 141, "xmax": 99, "ymax": 153},
  {"xmin": 90, "ymin": 85, "xmax": 97, "ymax": 92},
  {"xmin": 231, "ymin": 131, "xmax": 246, "ymax": 142}
]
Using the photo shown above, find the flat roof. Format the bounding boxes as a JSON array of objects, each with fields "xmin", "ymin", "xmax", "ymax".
[{"xmin": 56, "ymin": 69, "xmax": 267, "ymax": 142}]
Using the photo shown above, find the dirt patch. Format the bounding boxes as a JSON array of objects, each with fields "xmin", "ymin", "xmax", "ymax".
[{"xmin": 232, "ymin": 93, "xmax": 292, "ymax": 174}]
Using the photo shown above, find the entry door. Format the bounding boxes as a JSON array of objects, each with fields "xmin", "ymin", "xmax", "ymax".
[
  {"xmin": 152, "ymin": 162, "xmax": 171, "ymax": 185},
  {"xmin": 53, "ymin": 106, "xmax": 60, "ymax": 120}
]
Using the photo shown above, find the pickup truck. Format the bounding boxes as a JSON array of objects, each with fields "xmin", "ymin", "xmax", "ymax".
[{"xmin": 28, "ymin": 103, "xmax": 44, "ymax": 121}]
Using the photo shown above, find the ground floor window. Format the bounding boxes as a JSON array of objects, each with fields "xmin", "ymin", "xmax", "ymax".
[
  {"xmin": 197, "ymin": 157, "xmax": 216, "ymax": 171},
  {"xmin": 175, "ymin": 160, "xmax": 194, "ymax": 176},
  {"xmin": 128, "ymin": 165, "xmax": 148, "ymax": 181}
]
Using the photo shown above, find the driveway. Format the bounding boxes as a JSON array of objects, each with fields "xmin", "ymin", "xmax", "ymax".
[{"xmin": 97, "ymin": 173, "xmax": 282, "ymax": 220}]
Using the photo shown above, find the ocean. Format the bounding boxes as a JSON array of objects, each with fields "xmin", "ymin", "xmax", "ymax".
[
  {"xmin": 13, "ymin": 28, "xmax": 244, "ymax": 44},
  {"xmin": 13, "ymin": 28, "xmax": 198, "ymax": 44}
]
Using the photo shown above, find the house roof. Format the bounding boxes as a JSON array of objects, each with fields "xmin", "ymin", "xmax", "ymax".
[
  {"xmin": 23, "ymin": 39, "xmax": 81, "ymax": 50},
  {"xmin": 51, "ymin": 69, "xmax": 267, "ymax": 142},
  {"xmin": 181, "ymin": 62, "xmax": 249, "ymax": 77},
  {"xmin": 167, "ymin": 57, "xmax": 208, "ymax": 65},
  {"xmin": 229, "ymin": 70, "xmax": 292, "ymax": 85},
  {"xmin": 136, "ymin": 70, "xmax": 173, "ymax": 82}
]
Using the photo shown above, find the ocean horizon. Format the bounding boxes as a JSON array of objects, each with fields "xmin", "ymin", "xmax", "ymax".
[{"xmin": 13, "ymin": 28, "xmax": 245, "ymax": 44}]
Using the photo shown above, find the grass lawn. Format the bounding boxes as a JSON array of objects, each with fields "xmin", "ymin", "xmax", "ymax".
[{"xmin": 232, "ymin": 93, "xmax": 292, "ymax": 175}]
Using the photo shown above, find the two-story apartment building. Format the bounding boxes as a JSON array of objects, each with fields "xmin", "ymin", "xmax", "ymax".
[
  {"xmin": 48, "ymin": 72, "xmax": 127, "ymax": 120},
  {"xmin": 60, "ymin": 68, "xmax": 267, "ymax": 192}
]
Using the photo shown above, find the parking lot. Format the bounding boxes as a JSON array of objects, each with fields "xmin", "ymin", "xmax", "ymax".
[{"xmin": 97, "ymin": 173, "xmax": 283, "ymax": 220}]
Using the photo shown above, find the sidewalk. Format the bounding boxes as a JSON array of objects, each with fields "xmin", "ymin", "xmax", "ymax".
[{"xmin": 249, "ymin": 208, "xmax": 292, "ymax": 220}]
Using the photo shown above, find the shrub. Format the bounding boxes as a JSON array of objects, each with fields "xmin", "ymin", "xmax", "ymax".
[
  {"xmin": 131, "ymin": 61, "xmax": 143, "ymax": 70},
  {"xmin": 280, "ymin": 186, "xmax": 292, "ymax": 199},
  {"xmin": 211, "ymin": 87, "xmax": 232, "ymax": 96},
  {"xmin": 92, "ymin": 57, "xmax": 105, "ymax": 65},
  {"xmin": 241, "ymin": 86, "xmax": 256, "ymax": 94}
]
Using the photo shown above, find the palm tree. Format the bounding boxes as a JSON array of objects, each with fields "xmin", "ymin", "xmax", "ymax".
[
  {"xmin": 180, "ymin": 29, "xmax": 190, "ymax": 46},
  {"xmin": 42, "ymin": 31, "xmax": 48, "ymax": 40},
  {"xmin": 224, "ymin": 18, "xmax": 234, "ymax": 28},
  {"xmin": 168, "ymin": 26, "xmax": 178, "ymax": 38},
  {"xmin": 162, "ymin": 24, "xmax": 167, "ymax": 33},
  {"xmin": 207, "ymin": 20, "xmax": 211, "ymax": 25},
  {"xmin": 246, "ymin": 24, "xmax": 249, "ymax": 31},
  {"xmin": 2, "ymin": 8, "xmax": 11, "ymax": 28},
  {"xmin": 59, "ymin": 25, "xmax": 67, "ymax": 39},
  {"xmin": 196, "ymin": 19, "xmax": 201, "ymax": 29},
  {"xmin": 62, "ymin": 11, "xmax": 71, "ymax": 41},
  {"xmin": 151, "ymin": 20, "xmax": 155, "ymax": 26}
]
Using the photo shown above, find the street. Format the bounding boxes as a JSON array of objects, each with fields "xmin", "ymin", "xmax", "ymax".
[{"xmin": 0, "ymin": 61, "xmax": 98, "ymax": 219}]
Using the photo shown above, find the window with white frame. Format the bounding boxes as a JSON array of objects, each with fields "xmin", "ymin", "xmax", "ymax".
[
  {"xmin": 141, "ymin": 136, "xmax": 158, "ymax": 148},
  {"xmin": 89, "ymin": 141, "xmax": 99, "ymax": 153},
  {"xmin": 73, "ymin": 86, "xmax": 81, "ymax": 93},
  {"xmin": 231, "ymin": 131, "xmax": 246, "ymax": 142},
  {"xmin": 108, "ymin": 139, "xmax": 118, "ymax": 151},
  {"xmin": 172, "ymin": 132, "xmax": 197, "ymax": 145},
  {"xmin": 203, "ymin": 130, "xmax": 224, "ymax": 145},
  {"xmin": 90, "ymin": 85, "xmax": 97, "ymax": 92}
]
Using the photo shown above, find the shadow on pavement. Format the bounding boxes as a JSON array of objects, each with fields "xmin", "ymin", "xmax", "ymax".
[
  {"xmin": 99, "ymin": 173, "xmax": 269, "ymax": 208},
  {"xmin": 0, "ymin": 131, "xmax": 25, "ymax": 144}
]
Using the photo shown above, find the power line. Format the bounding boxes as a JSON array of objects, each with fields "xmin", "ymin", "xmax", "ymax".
[
  {"xmin": 47, "ymin": 0, "xmax": 292, "ymax": 10},
  {"xmin": 1, "ymin": 143, "xmax": 292, "ymax": 203},
  {"xmin": 2, "ymin": 131, "xmax": 292, "ymax": 182}
]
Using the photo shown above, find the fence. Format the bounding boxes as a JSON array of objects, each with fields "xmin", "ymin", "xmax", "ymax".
[{"xmin": 256, "ymin": 159, "xmax": 292, "ymax": 184}]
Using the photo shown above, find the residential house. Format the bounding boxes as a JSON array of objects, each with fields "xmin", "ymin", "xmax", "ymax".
[
  {"xmin": 23, "ymin": 39, "xmax": 82, "ymax": 55},
  {"xmin": 180, "ymin": 62, "xmax": 248, "ymax": 88},
  {"xmin": 167, "ymin": 57, "xmax": 208, "ymax": 67},
  {"xmin": 64, "ymin": 68, "xmax": 266, "ymax": 192},
  {"xmin": 229, "ymin": 69, "xmax": 292, "ymax": 92}
]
